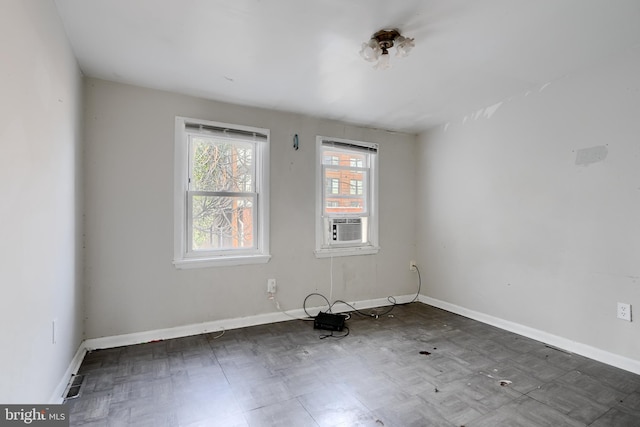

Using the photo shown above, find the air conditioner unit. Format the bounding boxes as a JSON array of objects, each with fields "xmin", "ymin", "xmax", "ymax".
[{"xmin": 330, "ymin": 218, "xmax": 362, "ymax": 244}]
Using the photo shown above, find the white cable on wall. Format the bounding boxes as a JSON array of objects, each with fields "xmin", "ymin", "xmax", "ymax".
[{"xmin": 329, "ymin": 254, "xmax": 334, "ymax": 303}]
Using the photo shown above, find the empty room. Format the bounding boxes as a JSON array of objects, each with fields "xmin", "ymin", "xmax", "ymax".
[{"xmin": 2, "ymin": 0, "xmax": 640, "ymax": 425}]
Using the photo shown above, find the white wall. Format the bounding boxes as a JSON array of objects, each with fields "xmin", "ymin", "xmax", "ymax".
[
  {"xmin": 417, "ymin": 45, "xmax": 640, "ymax": 362},
  {"xmin": 83, "ymin": 78, "xmax": 417, "ymax": 339},
  {"xmin": 0, "ymin": 0, "xmax": 83, "ymax": 403}
]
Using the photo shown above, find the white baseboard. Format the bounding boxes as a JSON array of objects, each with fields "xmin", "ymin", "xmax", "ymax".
[
  {"xmin": 419, "ymin": 295, "xmax": 640, "ymax": 376},
  {"xmin": 49, "ymin": 344, "xmax": 87, "ymax": 404},
  {"xmin": 54, "ymin": 294, "xmax": 415, "ymax": 399},
  {"xmin": 56, "ymin": 292, "xmax": 638, "ymax": 404},
  {"xmin": 84, "ymin": 294, "xmax": 417, "ymax": 351}
]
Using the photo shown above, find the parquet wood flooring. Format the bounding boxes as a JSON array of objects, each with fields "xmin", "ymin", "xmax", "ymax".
[{"xmin": 67, "ymin": 303, "xmax": 640, "ymax": 426}]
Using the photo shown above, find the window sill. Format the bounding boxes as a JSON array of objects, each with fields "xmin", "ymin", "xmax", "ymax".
[
  {"xmin": 173, "ymin": 254, "xmax": 271, "ymax": 269},
  {"xmin": 314, "ymin": 246, "xmax": 380, "ymax": 258}
]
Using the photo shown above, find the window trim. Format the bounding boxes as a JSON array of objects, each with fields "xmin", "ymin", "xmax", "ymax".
[
  {"xmin": 314, "ymin": 136, "xmax": 379, "ymax": 258},
  {"xmin": 174, "ymin": 116, "xmax": 270, "ymax": 268}
]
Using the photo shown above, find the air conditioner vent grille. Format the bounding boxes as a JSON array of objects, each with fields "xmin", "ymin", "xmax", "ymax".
[{"xmin": 331, "ymin": 218, "xmax": 362, "ymax": 243}]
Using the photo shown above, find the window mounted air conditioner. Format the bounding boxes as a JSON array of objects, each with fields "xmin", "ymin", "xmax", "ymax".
[{"xmin": 329, "ymin": 218, "xmax": 362, "ymax": 244}]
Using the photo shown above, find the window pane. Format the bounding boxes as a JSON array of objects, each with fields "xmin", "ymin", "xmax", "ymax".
[
  {"xmin": 191, "ymin": 137, "xmax": 254, "ymax": 192},
  {"xmin": 322, "ymin": 154, "xmax": 341, "ymax": 166},
  {"xmin": 324, "ymin": 167, "xmax": 366, "ymax": 214},
  {"xmin": 350, "ymin": 157, "xmax": 363, "ymax": 167},
  {"xmin": 349, "ymin": 178, "xmax": 363, "ymax": 195},
  {"xmin": 331, "ymin": 178, "xmax": 339, "ymax": 194},
  {"xmin": 191, "ymin": 195, "xmax": 254, "ymax": 250}
]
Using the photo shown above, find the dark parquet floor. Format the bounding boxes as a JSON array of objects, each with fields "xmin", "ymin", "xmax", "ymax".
[{"xmin": 67, "ymin": 303, "xmax": 640, "ymax": 426}]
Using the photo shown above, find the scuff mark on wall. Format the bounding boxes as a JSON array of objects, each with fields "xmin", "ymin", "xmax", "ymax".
[
  {"xmin": 484, "ymin": 101, "xmax": 503, "ymax": 119},
  {"xmin": 592, "ymin": 271, "xmax": 638, "ymax": 283},
  {"xmin": 342, "ymin": 262, "xmax": 357, "ymax": 290},
  {"xmin": 447, "ymin": 77, "xmax": 563, "ymax": 132},
  {"xmin": 575, "ymin": 145, "xmax": 608, "ymax": 166},
  {"xmin": 445, "ymin": 77, "xmax": 560, "ymax": 132}
]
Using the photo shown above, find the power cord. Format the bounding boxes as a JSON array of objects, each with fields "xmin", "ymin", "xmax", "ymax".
[
  {"xmin": 319, "ymin": 326, "xmax": 350, "ymax": 340},
  {"xmin": 408, "ymin": 265, "xmax": 422, "ymax": 303},
  {"xmin": 302, "ymin": 265, "xmax": 422, "ymax": 320},
  {"xmin": 270, "ymin": 295, "xmax": 315, "ymax": 321},
  {"xmin": 268, "ymin": 264, "xmax": 422, "ymax": 341},
  {"xmin": 303, "ymin": 292, "xmax": 332, "ymax": 318},
  {"xmin": 210, "ymin": 329, "xmax": 225, "ymax": 340}
]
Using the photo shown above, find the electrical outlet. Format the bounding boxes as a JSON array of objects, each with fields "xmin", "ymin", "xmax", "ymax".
[
  {"xmin": 267, "ymin": 279, "xmax": 277, "ymax": 294},
  {"xmin": 52, "ymin": 319, "xmax": 57, "ymax": 344},
  {"xmin": 409, "ymin": 261, "xmax": 417, "ymax": 272},
  {"xmin": 617, "ymin": 302, "xmax": 632, "ymax": 321}
]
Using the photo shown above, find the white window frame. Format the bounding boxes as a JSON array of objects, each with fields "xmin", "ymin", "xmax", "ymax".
[
  {"xmin": 174, "ymin": 117, "xmax": 270, "ymax": 268},
  {"xmin": 315, "ymin": 136, "xmax": 379, "ymax": 258}
]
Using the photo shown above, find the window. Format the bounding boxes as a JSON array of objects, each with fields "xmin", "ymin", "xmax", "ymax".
[
  {"xmin": 324, "ymin": 155, "xmax": 339, "ymax": 166},
  {"xmin": 315, "ymin": 136, "xmax": 379, "ymax": 257},
  {"xmin": 349, "ymin": 179, "xmax": 363, "ymax": 195},
  {"xmin": 174, "ymin": 117, "xmax": 270, "ymax": 268},
  {"xmin": 327, "ymin": 178, "xmax": 340, "ymax": 194}
]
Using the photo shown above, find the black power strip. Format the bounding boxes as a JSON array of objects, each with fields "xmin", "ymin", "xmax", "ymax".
[{"xmin": 313, "ymin": 312, "xmax": 346, "ymax": 331}]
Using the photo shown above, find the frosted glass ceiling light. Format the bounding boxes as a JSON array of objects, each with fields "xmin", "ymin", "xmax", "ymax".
[
  {"xmin": 359, "ymin": 39, "xmax": 382, "ymax": 62},
  {"xmin": 374, "ymin": 52, "xmax": 391, "ymax": 70},
  {"xmin": 361, "ymin": 29, "xmax": 414, "ymax": 69},
  {"xmin": 395, "ymin": 35, "xmax": 415, "ymax": 58}
]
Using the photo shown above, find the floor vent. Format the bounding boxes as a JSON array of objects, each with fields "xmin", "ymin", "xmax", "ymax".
[{"xmin": 64, "ymin": 374, "xmax": 85, "ymax": 400}]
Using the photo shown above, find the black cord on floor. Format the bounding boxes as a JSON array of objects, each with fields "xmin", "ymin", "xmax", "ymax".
[{"xmin": 319, "ymin": 326, "xmax": 350, "ymax": 340}]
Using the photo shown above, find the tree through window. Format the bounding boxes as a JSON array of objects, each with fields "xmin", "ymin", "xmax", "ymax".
[
  {"xmin": 189, "ymin": 137, "xmax": 255, "ymax": 250},
  {"xmin": 174, "ymin": 117, "xmax": 270, "ymax": 268}
]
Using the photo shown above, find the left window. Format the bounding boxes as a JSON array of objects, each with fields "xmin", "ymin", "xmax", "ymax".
[{"xmin": 174, "ymin": 117, "xmax": 270, "ymax": 268}]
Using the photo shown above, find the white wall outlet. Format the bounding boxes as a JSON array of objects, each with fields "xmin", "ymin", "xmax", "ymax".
[
  {"xmin": 617, "ymin": 302, "xmax": 632, "ymax": 321},
  {"xmin": 52, "ymin": 319, "xmax": 57, "ymax": 344},
  {"xmin": 267, "ymin": 279, "xmax": 277, "ymax": 294},
  {"xmin": 409, "ymin": 261, "xmax": 417, "ymax": 272}
]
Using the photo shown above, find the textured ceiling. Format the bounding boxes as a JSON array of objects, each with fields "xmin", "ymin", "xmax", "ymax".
[{"xmin": 54, "ymin": 0, "xmax": 640, "ymax": 133}]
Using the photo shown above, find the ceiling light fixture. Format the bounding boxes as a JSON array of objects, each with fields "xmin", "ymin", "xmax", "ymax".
[{"xmin": 360, "ymin": 29, "xmax": 415, "ymax": 70}]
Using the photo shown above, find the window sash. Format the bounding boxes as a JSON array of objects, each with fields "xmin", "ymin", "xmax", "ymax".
[
  {"xmin": 188, "ymin": 135, "xmax": 256, "ymax": 193},
  {"xmin": 186, "ymin": 133, "xmax": 259, "ymax": 255},
  {"xmin": 315, "ymin": 136, "xmax": 379, "ymax": 257},
  {"xmin": 186, "ymin": 191, "xmax": 258, "ymax": 255},
  {"xmin": 175, "ymin": 116, "xmax": 270, "ymax": 267},
  {"xmin": 322, "ymin": 164, "xmax": 369, "ymax": 216}
]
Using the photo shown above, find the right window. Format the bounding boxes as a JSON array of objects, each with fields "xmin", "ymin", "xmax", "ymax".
[{"xmin": 315, "ymin": 136, "xmax": 379, "ymax": 257}]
